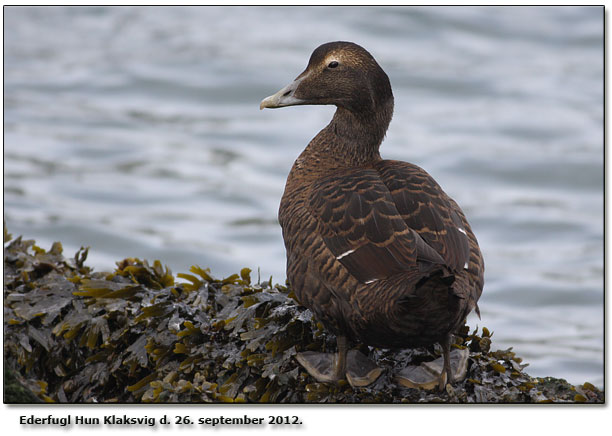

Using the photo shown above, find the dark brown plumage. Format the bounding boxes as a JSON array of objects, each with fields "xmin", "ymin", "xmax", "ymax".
[{"xmin": 261, "ymin": 41, "xmax": 484, "ymax": 388}]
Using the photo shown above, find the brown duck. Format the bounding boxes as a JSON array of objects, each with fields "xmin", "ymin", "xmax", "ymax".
[{"xmin": 260, "ymin": 41, "xmax": 484, "ymax": 390}]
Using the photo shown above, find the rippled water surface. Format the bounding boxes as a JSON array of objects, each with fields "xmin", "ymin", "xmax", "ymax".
[{"xmin": 3, "ymin": 6, "xmax": 603, "ymax": 387}]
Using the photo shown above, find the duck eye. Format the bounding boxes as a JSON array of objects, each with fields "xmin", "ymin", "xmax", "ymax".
[{"xmin": 328, "ymin": 61, "xmax": 339, "ymax": 69}]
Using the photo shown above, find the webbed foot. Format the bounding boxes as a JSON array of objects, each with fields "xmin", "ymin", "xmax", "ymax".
[
  {"xmin": 395, "ymin": 348, "xmax": 469, "ymax": 391},
  {"xmin": 296, "ymin": 350, "xmax": 383, "ymax": 387},
  {"xmin": 296, "ymin": 351, "xmax": 343, "ymax": 384},
  {"xmin": 296, "ymin": 335, "xmax": 349, "ymax": 384},
  {"xmin": 346, "ymin": 349, "xmax": 383, "ymax": 387},
  {"xmin": 296, "ymin": 336, "xmax": 383, "ymax": 387}
]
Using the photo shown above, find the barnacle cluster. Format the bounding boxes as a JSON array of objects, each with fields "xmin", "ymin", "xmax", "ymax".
[{"xmin": 3, "ymin": 229, "xmax": 603, "ymax": 403}]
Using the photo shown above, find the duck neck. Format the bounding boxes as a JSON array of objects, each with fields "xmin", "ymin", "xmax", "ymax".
[{"xmin": 311, "ymin": 100, "xmax": 394, "ymax": 167}]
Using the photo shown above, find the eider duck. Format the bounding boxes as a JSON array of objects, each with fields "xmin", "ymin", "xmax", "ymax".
[{"xmin": 260, "ymin": 41, "xmax": 484, "ymax": 390}]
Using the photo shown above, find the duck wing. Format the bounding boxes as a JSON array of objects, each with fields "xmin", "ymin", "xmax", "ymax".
[
  {"xmin": 374, "ymin": 160, "xmax": 472, "ymax": 273},
  {"xmin": 308, "ymin": 167, "xmax": 450, "ymax": 285}
]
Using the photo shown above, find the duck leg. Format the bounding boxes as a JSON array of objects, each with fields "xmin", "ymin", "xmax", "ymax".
[
  {"xmin": 334, "ymin": 335, "xmax": 348, "ymax": 379},
  {"xmin": 439, "ymin": 333, "xmax": 453, "ymax": 391}
]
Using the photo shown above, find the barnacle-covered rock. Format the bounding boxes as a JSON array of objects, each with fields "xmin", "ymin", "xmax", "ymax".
[{"xmin": 3, "ymin": 232, "xmax": 604, "ymax": 403}]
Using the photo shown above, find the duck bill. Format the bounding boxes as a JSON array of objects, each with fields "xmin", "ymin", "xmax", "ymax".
[{"xmin": 260, "ymin": 77, "xmax": 306, "ymax": 110}]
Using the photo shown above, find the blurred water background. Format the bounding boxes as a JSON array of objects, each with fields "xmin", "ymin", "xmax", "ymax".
[{"xmin": 3, "ymin": 6, "xmax": 603, "ymax": 387}]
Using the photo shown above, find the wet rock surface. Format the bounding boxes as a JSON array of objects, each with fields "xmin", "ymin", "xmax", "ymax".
[{"xmin": 3, "ymin": 230, "xmax": 604, "ymax": 403}]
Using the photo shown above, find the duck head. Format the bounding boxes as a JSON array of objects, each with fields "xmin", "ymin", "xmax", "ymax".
[{"xmin": 260, "ymin": 41, "xmax": 393, "ymax": 116}]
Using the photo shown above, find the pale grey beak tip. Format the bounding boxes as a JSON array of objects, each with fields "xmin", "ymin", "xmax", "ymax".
[{"xmin": 260, "ymin": 77, "xmax": 305, "ymax": 111}]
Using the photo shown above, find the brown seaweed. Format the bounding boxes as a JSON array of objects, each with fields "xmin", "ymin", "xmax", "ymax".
[{"xmin": 3, "ymin": 232, "xmax": 604, "ymax": 403}]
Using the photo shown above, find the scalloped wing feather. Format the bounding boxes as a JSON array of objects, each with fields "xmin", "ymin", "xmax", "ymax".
[{"xmin": 308, "ymin": 168, "xmax": 451, "ymax": 284}]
